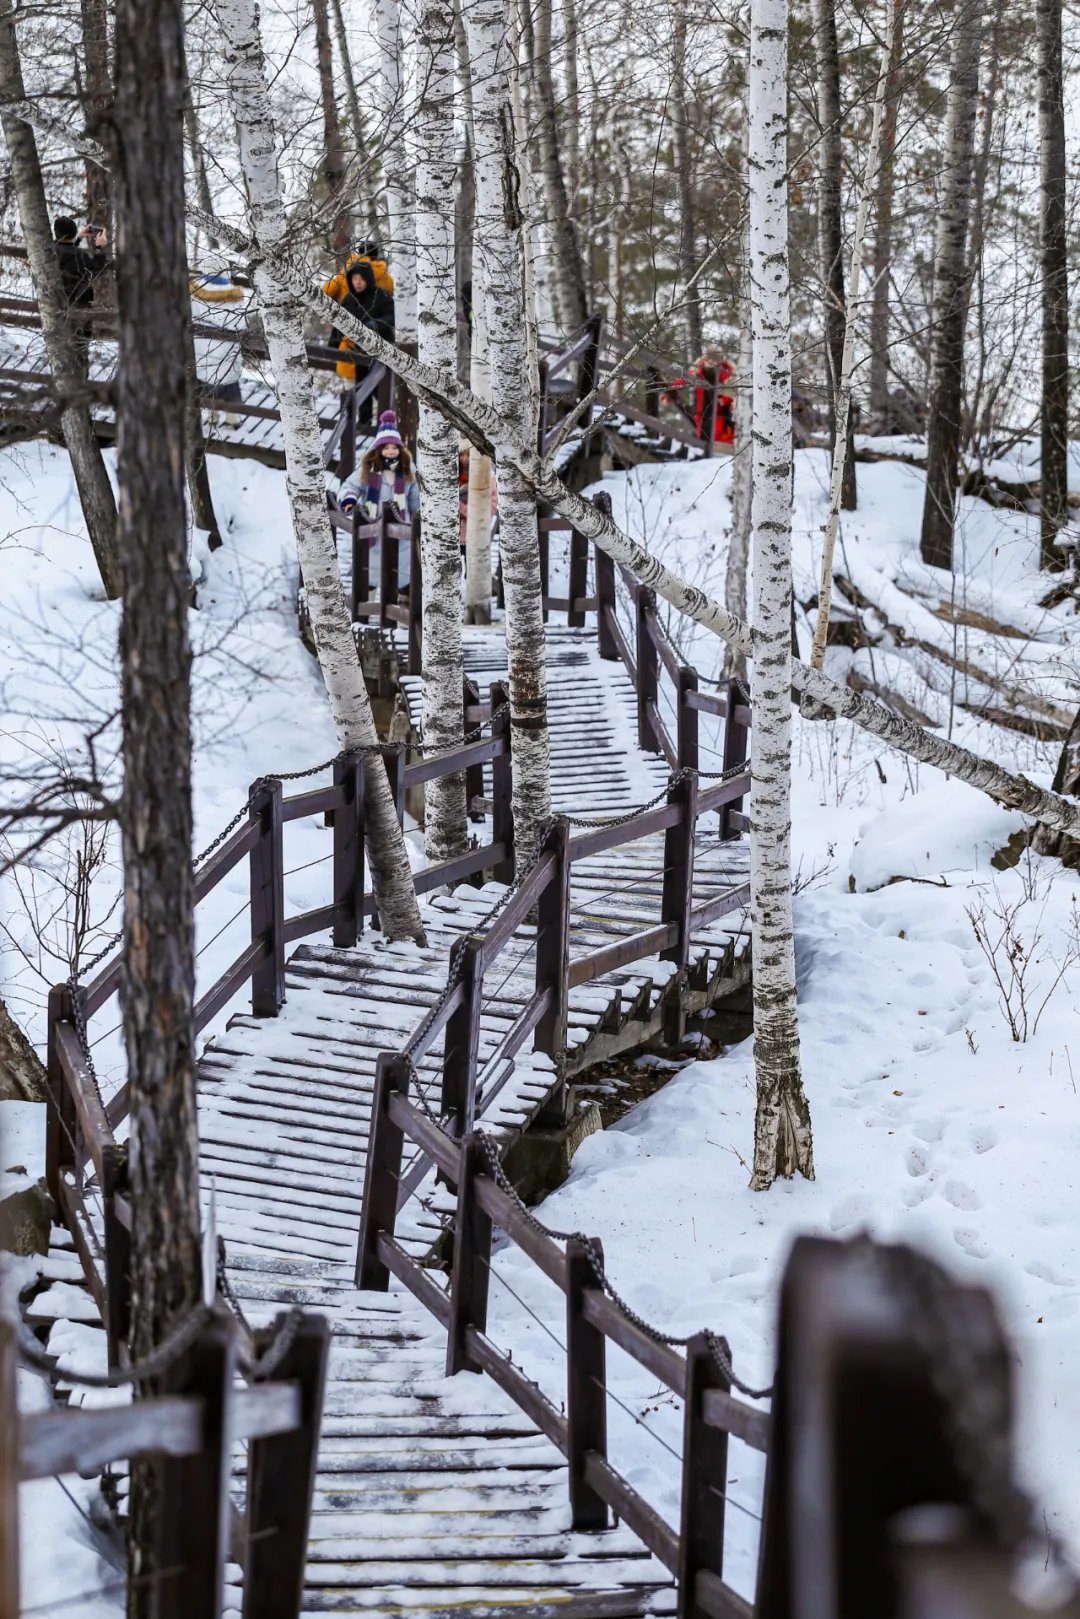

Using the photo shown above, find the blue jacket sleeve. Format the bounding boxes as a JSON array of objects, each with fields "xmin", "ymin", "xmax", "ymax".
[
  {"xmin": 338, "ymin": 468, "xmax": 363, "ymax": 510},
  {"xmin": 406, "ymin": 480, "xmax": 421, "ymax": 517}
]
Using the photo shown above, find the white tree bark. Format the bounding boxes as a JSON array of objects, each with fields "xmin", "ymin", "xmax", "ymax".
[
  {"xmin": 809, "ymin": 0, "xmax": 897, "ymax": 670},
  {"xmin": 747, "ymin": 0, "xmax": 813, "ymax": 1188},
  {"xmin": 466, "ymin": 0, "xmax": 552, "ymax": 866},
  {"xmin": 213, "ymin": 0, "xmax": 424, "ymax": 943},
  {"xmin": 726, "ymin": 155, "xmax": 752, "ymax": 685},
  {"xmin": 464, "ymin": 282, "xmax": 494, "ymax": 624},
  {"xmin": 373, "ymin": 0, "xmax": 417, "ymax": 340},
  {"xmin": 415, "ymin": 0, "xmax": 467, "ymax": 862}
]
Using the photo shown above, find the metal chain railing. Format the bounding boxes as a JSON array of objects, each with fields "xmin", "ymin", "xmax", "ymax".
[
  {"xmin": 562, "ymin": 759, "xmax": 750, "ymax": 830},
  {"xmin": 473, "ymin": 1129, "xmax": 772, "ymax": 1402}
]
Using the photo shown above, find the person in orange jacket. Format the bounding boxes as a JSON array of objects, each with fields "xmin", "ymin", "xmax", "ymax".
[{"xmin": 323, "ymin": 240, "xmax": 395, "ymax": 304}]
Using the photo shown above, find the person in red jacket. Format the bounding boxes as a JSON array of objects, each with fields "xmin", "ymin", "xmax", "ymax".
[{"xmin": 664, "ymin": 350, "xmax": 736, "ymax": 444}]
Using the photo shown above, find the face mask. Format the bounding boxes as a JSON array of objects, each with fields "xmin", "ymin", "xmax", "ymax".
[{"xmin": 383, "ymin": 453, "xmax": 400, "ymax": 466}]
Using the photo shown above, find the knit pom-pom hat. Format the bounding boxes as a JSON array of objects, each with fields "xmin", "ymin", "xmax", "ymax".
[{"xmin": 372, "ymin": 411, "xmax": 404, "ymax": 452}]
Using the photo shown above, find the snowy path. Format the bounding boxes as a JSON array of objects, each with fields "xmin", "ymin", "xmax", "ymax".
[{"xmin": 198, "ymin": 627, "xmax": 749, "ymax": 1614}]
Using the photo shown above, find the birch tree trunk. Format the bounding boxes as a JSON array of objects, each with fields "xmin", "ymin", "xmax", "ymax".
[
  {"xmin": 672, "ymin": 14, "xmax": 702, "ymax": 361},
  {"xmin": 214, "ymin": 0, "xmax": 425, "ymax": 942},
  {"xmin": 867, "ymin": 0, "xmax": 905, "ymax": 422},
  {"xmin": 747, "ymin": 0, "xmax": 814, "ymax": 1189},
  {"xmin": 465, "ymin": 284, "xmax": 494, "ymax": 624},
  {"xmin": 416, "ymin": 0, "xmax": 467, "ymax": 862},
  {"xmin": 374, "ymin": 0, "xmax": 417, "ymax": 341},
  {"xmin": 466, "ymin": 0, "xmax": 552, "ymax": 866},
  {"xmin": 111, "ymin": 0, "xmax": 202, "ymax": 1605},
  {"xmin": 330, "ymin": 0, "xmax": 381, "ymax": 240},
  {"xmin": 561, "ymin": 0, "xmax": 580, "ymax": 199},
  {"xmin": 311, "ymin": 0, "xmax": 349, "ymax": 248},
  {"xmin": 530, "ymin": 0, "xmax": 588, "ymax": 332},
  {"xmin": 1038, "ymin": 0, "xmax": 1068, "ymax": 571},
  {"xmin": 811, "ymin": 0, "xmax": 856, "ymax": 510},
  {"xmin": 726, "ymin": 230, "xmax": 752, "ymax": 684},
  {"xmin": 918, "ymin": 0, "xmax": 983, "ymax": 571},
  {"xmin": 79, "ymin": 0, "xmax": 112, "ymax": 226},
  {"xmin": 810, "ymin": 0, "xmax": 896, "ymax": 669},
  {"xmin": 0, "ymin": 1, "xmax": 121, "ymax": 600}
]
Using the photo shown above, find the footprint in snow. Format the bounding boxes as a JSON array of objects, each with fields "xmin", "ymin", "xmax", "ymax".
[
  {"xmin": 906, "ymin": 1144, "xmax": 932, "ymax": 1178},
  {"xmin": 1024, "ymin": 1259, "xmax": 1075, "ymax": 1288},
  {"xmin": 941, "ymin": 1179, "xmax": 981, "ymax": 1212},
  {"xmin": 968, "ymin": 1124, "xmax": 997, "ymax": 1154},
  {"xmin": 953, "ymin": 1227, "xmax": 991, "ymax": 1260}
]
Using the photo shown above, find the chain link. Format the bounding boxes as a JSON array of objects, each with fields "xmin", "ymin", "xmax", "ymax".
[
  {"xmin": 563, "ymin": 761, "xmax": 750, "ymax": 829},
  {"xmin": 473, "ymin": 1130, "xmax": 773, "ymax": 1402},
  {"xmin": 17, "ymin": 1303, "xmax": 212, "ymax": 1389}
]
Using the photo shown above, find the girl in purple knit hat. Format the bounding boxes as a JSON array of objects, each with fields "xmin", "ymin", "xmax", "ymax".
[{"xmin": 338, "ymin": 411, "xmax": 420, "ymax": 585}]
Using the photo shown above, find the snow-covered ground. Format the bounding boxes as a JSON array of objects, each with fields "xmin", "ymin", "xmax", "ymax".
[{"xmin": 2, "ymin": 437, "xmax": 1079, "ymax": 1605}]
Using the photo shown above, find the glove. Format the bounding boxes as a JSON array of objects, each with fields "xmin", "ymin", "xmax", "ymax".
[
  {"xmin": 363, "ymin": 500, "xmax": 378, "ymax": 520},
  {"xmin": 339, "ymin": 495, "xmax": 356, "ymax": 514},
  {"xmin": 392, "ymin": 497, "xmax": 407, "ymax": 519}
]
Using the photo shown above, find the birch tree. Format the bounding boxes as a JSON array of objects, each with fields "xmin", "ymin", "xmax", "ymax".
[
  {"xmin": 464, "ymin": 286, "xmax": 494, "ymax": 625},
  {"xmin": 746, "ymin": 0, "xmax": 814, "ymax": 1188},
  {"xmin": 1038, "ymin": 0, "xmax": 1068, "ymax": 572},
  {"xmin": 0, "ymin": 0, "xmax": 121, "ymax": 600},
  {"xmin": 374, "ymin": 0, "xmax": 417, "ymax": 340},
  {"xmin": 672, "ymin": 13, "xmax": 702, "ymax": 361},
  {"xmin": 530, "ymin": 0, "xmax": 589, "ymax": 331},
  {"xmin": 415, "ymin": 0, "xmax": 467, "ymax": 861},
  {"xmin": 810, "ymin": 0, "xmax": 897, "ymax": 669},
  {"xmin": 867, "ymin": 0, "xmax": 906, "ymax": 424},
  {"xmin": 329, "ymin": 0, "xmax": 380, "ymax": 240},
  {"xmin": 111, "ymin": 0, "xmax": 202, "ymax": 1603},
  {"xmin": 725, "ymin": 134, "xmax": 752, "ymax": 686},
  {"xmin": 918, "ymin": 0, "xmax": 983, "ymax": 571},
  {"xmin": 213, "ymin": 0, "xmax": 424, "ymax": 942},
  {"xmin": 311, "ymin": 0, "xmax": 348, "ymax": 248},
  {"xmin": 466, "ymin": 0, "xmax": 552, "ymax": 865},
  {"xmin": 811, "ymin": 0, "xmax": 856, "ymax": 510}
]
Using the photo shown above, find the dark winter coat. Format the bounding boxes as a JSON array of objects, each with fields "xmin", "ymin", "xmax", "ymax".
[
  {"xmin": 55, "ymin": 240, "xmax": 110, "ymax": 308},
  {"xmin": 328, "ymin": 263, "xmax": 395, "ymax": 380}
]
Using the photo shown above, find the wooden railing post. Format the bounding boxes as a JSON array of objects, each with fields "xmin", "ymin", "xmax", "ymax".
[
  {"xmin": 636, "ymin": 586, "xmax": 659, "ymax": 753},
  {"xmin": 45, "ymin": 982, "xmax": 76, "ymax": 1202},
  {"xmin": 0, "ymin": 1315, "xmax": 19, "ymax": 1619},
  {"xmin": 702, "ymin": 374, "xmax": 718, "ymax": 458},
  {"xmin": 243, "ymin": 1313, "xmax": 331, "ymax": 1619},
  {"xmin": 645, "ymin": 364, "xmax": 661, "ymax": 418},
  {"xmin": 332, "ymin": 752, "xmax": 366, "ymax": 947},
  {"xmin": 378, "ymin": 504, "xmax": 396, "ymax": 630},
  {"xmin": 408, "ymin": 515, "xmax": 423, "ymax": 676},
  {"xmin": 356, "ymin": 1052, "xmax": 410, "ymax": 1289},
  {"xmin": 719, "ymin": 679, "xmax": 750, "ymax": 841},
  {"xmin": 463, "ymin": 677, "xmax": 485, "ymax": 823},
  {"xmin": 100, "ymin": 1144, "xmax": 131, "ymax": 1369},
  {"xmin": 567, "ymin": 525, "xmax": 588, "ymax": 629},
  {"xmin": 156, "ymin": 1308, "xmax": 236, "ymax": 1619},
  {"xmin": 538, "ymin": 512, "xmax": 551, "ymax": 623},
  {"xmin": 249, "ymin": 777, "xmax": 285, "ymax": 1017},
  {"xmin": 537, "ymin": 357, "xmax": 549, "ymax": 455},
  {"xmin": 339, "ymin": 386, "xmax": 357, "ymax": 482},
  {"xmin": 445, "ymin": 1135, "xmax": 493, "ymax": 1377},
  {"xmin": 350, "ymin": 507, "xmax": 368, "ymax": 621},
  {"xmin": 677, "ymin": 1333, "xmax": 732, "ymax": 1619},
  {"xmin": 660, "ymin": 770, "xmax": 699, "ymax": 1046},
  {"xmin": 490, "ymin": 681, "xmax": 514, "ymax": 884},
  {"xmin": 534, "ymin": 817, "xmax": 571, "ymax": 1058},
  {"xmin": 566, "ymin": 1235, "xmax": 608, "ymax": 1530},
  {"xmin": 677, "ymin": 667, "xmax": 700, "ymax": 772},
  {"xmin": 593, "ymin": 494, "xmax": 618, "ymax": 661},
  {"xmin": 441, "ymin": 936, "xmax": 484, "ymax": 1143}
]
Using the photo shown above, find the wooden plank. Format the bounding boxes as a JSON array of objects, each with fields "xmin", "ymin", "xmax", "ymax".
[
  {"xmin": 194, "ymin": 937, "xmax": 270, "ymax": 1033},
  {"xmin": 282, "ymin": 903, "xmax": 339, "ymax": 944},
  {"xmin": 387, "ymin": 1091, "xmax": 458, "ymax": 1178},
  {"xmin": 19, "ymin": 1396, "xmax": 204, "ymax": 1480},
  {"xmin": 81, "ymin": 957, "xmax": 122, "ymax": 1018},
  {"xmin": 56, "ymin": 1173, "xmax": 107, "ymax": 1324},
  {"xmin": 465, "ymin": 1328, "xmax": 570, "ymax": 1454},
  {"xmin": 568, "ymin": 924, "xmax": 676, "ymax": 989},
  {"xmin": 688, "ymin": 884, "xmax": 752, "ymax": 931},
  {"xmin": 678, "ymin": 1334, "xmax": 730, "ymax": 1619},
  {"xmin": 684, "ymin": 690, "xmax": 729, "ymax": 718},
  {"xmin": 701, "ymin": 1387, "xmax": 770, "ymax": 1452},
  {"xmin": 157, "ymin": 1311, "xmax": 235, "ymax": 1619},
  {"xmin": 194, "ymin": 820, "xmax": 260, "ymax": 904},
  {"xmin": 583, "ymin": 1453, "xmax": 680, "ymax": 1573},
  {"xmin": 566, "ymin": 803, "xmax": 680, "ymax": 864},
  {"xmin": 694, "ymin": 1572, "xmax": 754, "ymax": 1619},
  {"xmin": 375, "ymin": 1233, "xmax": 452, "ymax": 1327},
  {"xmin": 243, "ymin": 1315, "xmax": 330, "ymax": 1619},
  {"xmin": 473, "ymin": 1173, "xmax": 567, "ymax": 1289},
  {"xmin": 567, "ymin": 1237, "xmax": 608, "ymax": 1529},
  {"xmin": 281, "ymin": 785, "xmax": 340, "ymax": 822},
  {"xmin": 582, "ymin": 1289, "xmax": 685, "ymax": 1394},
  {"xmin": 413, "ymin": 841, "xmax": 509, "ymax": 895},
  {"xmin": 404, "ymin": 735, "xmax": 504, "ymax": 788},
  {"xmin": 53, "ymin": 1022, "xmax": 113, "ymax": 1175}
]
